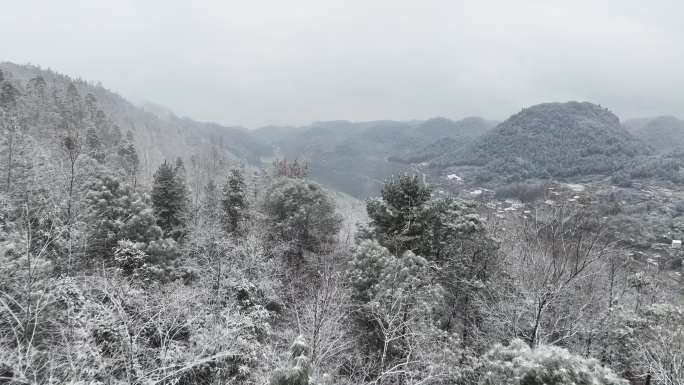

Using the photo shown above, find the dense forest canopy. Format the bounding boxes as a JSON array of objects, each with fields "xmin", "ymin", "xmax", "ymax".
[{"xmin": 0, "ymin": 63, "xmax": 682, "ymax": 385}]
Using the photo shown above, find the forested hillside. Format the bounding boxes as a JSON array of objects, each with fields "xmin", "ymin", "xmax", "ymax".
[
  {"xmin": 0, "ymin": 62, "xmax": 271, "ymax": 182},
  {"xmin": 441, "ymin": 102, "xmax": 649, "ymax": 183},
  {"xmin": 0, "ymin": 64, "xmax": 682, "ymax": 385}
]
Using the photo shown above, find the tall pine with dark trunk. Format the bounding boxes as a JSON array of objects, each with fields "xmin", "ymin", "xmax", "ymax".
[
  {"xmin": 222, "ymin": 168, "xmax": 248, "ymax": 235},
  {"xmin": 0, "ymin": 79, "xmax": 21, "ymax": 194},
  {"xmin": 117, "ymin": 142, "xmax": 139, "ymax": 188},
  {"xmin": 151, "ymin": 160, "xmax": 189, "ymax": 242}
]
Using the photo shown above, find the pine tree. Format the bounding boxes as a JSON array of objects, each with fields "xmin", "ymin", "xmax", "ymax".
[
  {"xmin": 86, "ymin": 124, "xmax": 105, "ymax": 163},
  {"xmin": 366, "ymin": 174, "xmax": 431, "ymax": 254},
  {"xmin": 151, "ymin": 160, "xmax": 189, "ymax": 242},
  {"xmin": 117, "ymin": 142, "xmax": 140, "ymax": 187},
  {"xmin": 174, "ymin": 156, "xmax": 186, "ymax": 175},
  {"xmin": 0, "ymin": 80, "xmax": 20, "ymax": 109},
  {"xmin": 113, "ymin": 240, "xmax": 147, "ymax": 277},
  {"xmin": 84, "ymin": 93, "xmax": 98, "ymax": 119},
  {"xmin": 349, "ymin": 240, "xmax": 441, "ymax": 374},
  {"xmin": 25, "ymin": 77, "xmax": 48, "ymax": 127},
  {"xmin": 222, "ymin": 168, "xmax": 248, "ymax": 235},
  {"xmin": 85, "ymin": 174, "xmax": 163, "ymax": 260},
  {"xmin": 270, "ymin": 336, "xmax": 311, "ymax": 385},
  {"xmin": 0, "ymin": 80, "xmax": 21, "ymax": 194},
  {"xmin": 27, "ymin": 76, "xmax": 46, "ymax": 97},
  {"xmin": 423, "ymin": 197, "xmax": 498, "ymax": 343},
  {"xmin": 263, "ymin": 178, "xmax": 342, "ymax": 257},
  {"xmin": 365, "ymin": 176, "xmax": 498, "ymax": 343},
  {"xmin": 62, "ymin": 134, "xmax": 82, "ymax": 226},
  {"xmin": 92, "ymin": 109, "xmax": 115, "ymax": 146},
  {"xmin": 62, "ymin": 82, "xmax": 84, "ymax": 130},
  {"xmin": 110, "ymin": 123, "xmax": 122, "ymax": 145}
]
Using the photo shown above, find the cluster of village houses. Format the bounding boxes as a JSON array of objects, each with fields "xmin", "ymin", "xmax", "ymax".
[{"xmin": 440, "ymin": 174, "xmax": 683, "ymax": 274}]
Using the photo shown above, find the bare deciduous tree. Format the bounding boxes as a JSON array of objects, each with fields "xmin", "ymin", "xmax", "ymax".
[
  {"xmin": 62, "ymin": 133, "xmax": 82, "ymax": 275},
  {"xmin": 499, "ymin": 204, "xmax": 612, "ymax": 347}
]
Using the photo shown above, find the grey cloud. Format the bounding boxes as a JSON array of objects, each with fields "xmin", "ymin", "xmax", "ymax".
[{"xmin": 1, "ymin": 0, "xmax": 682, "ymax": 127}]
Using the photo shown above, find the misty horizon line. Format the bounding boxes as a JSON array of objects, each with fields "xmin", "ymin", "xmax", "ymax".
[
  {"xmin": 142, "ymin": 98, "xmax": 682, "ymax": 131},
  {"xmin": 3, "ymin": 60, "xmax": 682, "ymax": 130}
]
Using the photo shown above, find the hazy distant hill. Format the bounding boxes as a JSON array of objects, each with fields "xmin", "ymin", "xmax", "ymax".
[
  {"xmin": 622, "ymin": 117, "xmax": 654, "ymax": 132},
  {"xmin": 441, "ymin": 102, "xmax": 650, "ymax": 183},
  {"xmin": 256, "ymin": 117, "xmax": 493, "ymax": 197},
  {"xmin": 629, "ymin": 115, "xmax": 684, "ymax": 153},
  {"xmin": 417, "ymin": 116, "xmax": 494, "ymax": 140},
  {"xmin": 395, "ymin": 117, "xmax": 497, "ymax": 164},
  {"xmin": 252, "ymin": 124, "xmax": 307, "ymax": 145}
]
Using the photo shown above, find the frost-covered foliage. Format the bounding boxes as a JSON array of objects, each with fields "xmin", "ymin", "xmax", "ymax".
[
  {"xmin": 113, "ymin": 239, "xmax": 147, "ymax": 276},
  {"xmin": 263, "ymin": 177, "xmax": 342, "ymax": 256},
  {"xmin": 152, "ymin": 159, "xmax": 190, "ymax": 242},
  {"xmin": 84, "ymin": 173, "xmax": 176, "ymax": 265},
  {"xmin": 480, "ymin": 339, "xmax": 627, "ymax": 385},
  {"xmin": 348, "ymin": 240, "xmax": 393, "ymax": 303},
  {"xmin": 365, "ymin": 174, "xmax": 431, "ymax": 253},
  {"xmin": 599, "ymin": 304, "xmax": 684, "ymax": 385},
  {"xmin": 271, "ymin": 336, "xmax": 311, "ymax": 385},
  {"xmin": 223, "ymin": 168, "xmax": 249, "ymax": 235},
  {"xmin": 1, "ymin": 63, "xmax": 682, "ymax": 385},
  {"xmin": 349, "ymin": 240, "xmax": 440, "ymax": 310},
  {"xmin": 348, "ymin": 240, "xmax": 451, "ymax": 384},
  {"xmin": 1, "ymin": 232, "xmax": 282, "ymax": 383},
  {"xmin": 363, "ymin": 174, "xmax": 498, "ymax": 351}
]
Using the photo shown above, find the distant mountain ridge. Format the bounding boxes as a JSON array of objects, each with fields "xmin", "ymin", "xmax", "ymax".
[
  {"xmin": 629, "ymin": 115, "xmax": 684, "ymax": 153},
  {"xmin": 395, "ymin": 117, "xmax": 498, "ymax": 164}
]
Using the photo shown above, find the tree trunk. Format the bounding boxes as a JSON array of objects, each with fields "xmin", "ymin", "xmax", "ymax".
[
  {"xmin": 6, "ymin": 130, "xmax": 13, "ymax": 193},
  {"xmin": 66, "ymin": 157, "xmax": 77, "ymax": 275},
  {"xmin": 531, "ymin": 297, "xmax": 548, "ymax": 348},
  {"xmin": 67, "ymin": 159, "xmax": 75, "ymax": 223}
]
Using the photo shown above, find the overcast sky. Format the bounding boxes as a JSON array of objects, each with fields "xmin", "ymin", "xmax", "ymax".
[{"xmin": 1, "ymin": 0, "xmax": 682, "ymax": 127}]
